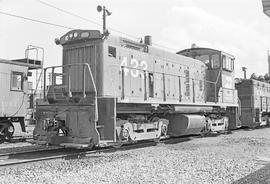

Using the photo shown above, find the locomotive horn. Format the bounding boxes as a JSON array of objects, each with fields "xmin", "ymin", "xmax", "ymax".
[
  {"xmin": 97, "ymin": 5, "xmax": 111, "ymax": 37},
  {"xmin": 97, "ymin": 5, "xmax": 102, "ymax": 12},
  {"xmin": 54, "ymin": 38, "xmax": 60, "ymax": 45}
]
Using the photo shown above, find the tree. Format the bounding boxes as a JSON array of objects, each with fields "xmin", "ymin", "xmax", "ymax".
[{"xmin": 250, "ymin": 73, "xmax": 257, "ymax": 80}]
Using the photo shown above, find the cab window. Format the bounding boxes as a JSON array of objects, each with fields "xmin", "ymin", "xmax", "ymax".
[
  {"xmin": 222, "ymin": 55, "xmax": 234, "ymax": 71},
  {"xmin": 195, "ymin": 55, "xmax": 210, "ymax": 69},
  {"xmin": 108, "ymin": 46, "xmax": 116, "ymax": 58},
  {"xmin": 195, "ymin": 55, "xmax": 209, "ymax": 63},
  {"xmin": 211, "ymin": 54, "xmax": 220, "ymax": 69}
]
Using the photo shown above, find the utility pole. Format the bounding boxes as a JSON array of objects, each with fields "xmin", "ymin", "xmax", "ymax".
[
  {"xmin": 97, "ymin": 5, "xmax": 112, "ymax": 37},
  {"xmin": 242, "ymin": 67, "xmax": 247, "ymax": 79}
]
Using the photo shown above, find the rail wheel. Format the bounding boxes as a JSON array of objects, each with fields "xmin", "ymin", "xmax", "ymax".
[
  {"xmin": 0, "ymin": 123, "xmax": 14, "ymax": 143},
  {"xmin": 0, "ymin": 133, "xmax": 5, "ymax": 144},
  {"xmin": 6, "ymin": 123, "xmax": 15, "ymax": 141}
]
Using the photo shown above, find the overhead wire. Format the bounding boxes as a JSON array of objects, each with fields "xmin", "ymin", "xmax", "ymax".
[
  {"xmin": 0, "ymin": 1, "xmax": 177, "ymax": 52},
  {"xmin": 36, "ymin": 0, "xmax": 141, "ymax": 40},
  {"xmin": 35, "ymin": 0, "xmax": 177, "ymax": 52},
  {"xmin": 36, "ymin": 0, "xmax": 101, "ymax": 27},
  {"xmin": 0, "ymin": 10, "xmax": 76, "ymax": 30}
]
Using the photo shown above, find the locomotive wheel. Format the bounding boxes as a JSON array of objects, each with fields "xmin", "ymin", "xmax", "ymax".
[
  {"xmin": 0, "ymin": 133, "xmax": 5, "ymax": 144},
  {"xmin": 0, "ymin": 129, "xmax": 8, "ymax": 144},
  {"xmin": 6, "ymin": 123, "xmax": 15, "ymax": 141}
]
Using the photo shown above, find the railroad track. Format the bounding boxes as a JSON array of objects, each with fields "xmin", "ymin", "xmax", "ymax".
[
  {"xmin": 0, "ymin": 141, "xmax": 159, "ymax": 167},
  {"xmin": 0, "ymin": 135, "xmax": 197, "ymax": 167},
  {"xmin": 0, "ymin": 128, "xmax": 264, "ymax": 167}
]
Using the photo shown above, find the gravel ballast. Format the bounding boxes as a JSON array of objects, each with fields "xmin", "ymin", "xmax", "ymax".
[{"xmin": 2, "ymin": 128, "xmax": 270, "ymax": 184}]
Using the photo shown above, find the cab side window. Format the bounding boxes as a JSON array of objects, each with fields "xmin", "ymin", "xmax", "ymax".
[
  {"xmin": 211, "ymin": 54, "xmax": 220, "ymax": 69},
  {"xmin": 222, "ymin": 55, "xmax": 234, "ymax": 71},
  {"xmin": 108, "ymin": 46, "xmax": 116, "ymax": 58},
  {"xmin": 195, "ymin": 55, "xmax": 210, "ymax": 69}
]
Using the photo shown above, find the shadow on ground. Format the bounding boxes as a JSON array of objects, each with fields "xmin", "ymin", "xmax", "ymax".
[{"xmin": 233, "ymin": 163, "xmax": 270, "ymax": 184}]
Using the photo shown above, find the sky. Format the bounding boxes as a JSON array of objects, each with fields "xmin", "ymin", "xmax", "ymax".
[{"xmin": 0, "ymin": 0, "xmax": 270, "ymax": 78}]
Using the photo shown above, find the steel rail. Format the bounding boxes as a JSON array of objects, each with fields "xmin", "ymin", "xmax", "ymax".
[
  {"xmin": 0, "ymin": 129, "xmax": 256, "ymax": 167},
  {"xmin": 0, "ymin": 141, "xmax": 158, "ymax": 167}
]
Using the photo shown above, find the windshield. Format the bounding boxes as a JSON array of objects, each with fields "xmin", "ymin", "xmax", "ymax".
[{"xmin": 196, "ymin": 54, "xmax": 220, "ymax": 69}]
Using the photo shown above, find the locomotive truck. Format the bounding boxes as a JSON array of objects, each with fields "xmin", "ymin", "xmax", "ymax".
[{"xmin": 33, "ymin": 29, "xmax": 242, "ymax": 148}]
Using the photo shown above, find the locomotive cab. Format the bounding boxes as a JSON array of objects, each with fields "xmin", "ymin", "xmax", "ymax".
[
  {"xmin": 178, "ymin": 48, "xmax": 240, "ymax": 130},
  {"xmin": 177, "ymin": 48, "xmax": 237, "ymax": 105}
]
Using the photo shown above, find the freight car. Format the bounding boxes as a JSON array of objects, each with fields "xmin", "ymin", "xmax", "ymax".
[
  {"xmin": 236, "ymin": 79, "xmax": 270, "ymax": 127},
  {"xmin": 33, "ymin": 29, "xmax": 240, "ymax": 148},
  {"xmin": 0, "ymin": 46, "xmax": 43, "ymax": 143}
]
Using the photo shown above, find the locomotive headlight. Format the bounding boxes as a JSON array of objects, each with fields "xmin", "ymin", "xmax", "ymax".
[
  {"xmin": 81, "ymin": 32, "xmax": 89, "ymax": 38},
  {"xmin": 54, "ymin": 38, "xmax": 60, "ymax": 45},
  {"xmin": 69, "ymin": 33, "xmax": 73, "ymax": 38}
]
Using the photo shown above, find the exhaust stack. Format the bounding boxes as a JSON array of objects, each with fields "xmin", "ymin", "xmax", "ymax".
[{"xmin": 144, "ymin": 35, "xmax": 152, "ymax": 46}]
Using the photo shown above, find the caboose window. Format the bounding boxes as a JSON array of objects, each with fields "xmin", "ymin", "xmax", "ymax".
[
  {"xmin": 11, "ymin": 71, "xmax": 23, "ymax": 91},
  {"xmin": 108, "ymin": 46, "xmax": 116, "ymax": 58}
]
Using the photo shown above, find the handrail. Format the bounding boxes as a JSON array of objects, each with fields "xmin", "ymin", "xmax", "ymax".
[
  {"xmin": 214, "ymin": 69, "xmax": 222, "ymax": 103},
  {"xmin": 33, "ymin": 69, "xmax": 43, "ymax": 95},
  {"xmin": 43, "ymin": 63, "xmax": 97, "ymax": 100},
  {"xmin": 25, "ymin": 45, "xmax": 44, "ymax": 66}
]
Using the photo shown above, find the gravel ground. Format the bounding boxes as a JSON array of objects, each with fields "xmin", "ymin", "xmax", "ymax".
[
  {"xmin": 0, "ymin": 125, "xmax": 48, "ymax": 154},
  {"xmin": 1, "ymin": 128, "xmax": 270, "ymax": 184},
  {"xmin": 0, "ymin": 142, "xmax": 58, "ymax": 155}
]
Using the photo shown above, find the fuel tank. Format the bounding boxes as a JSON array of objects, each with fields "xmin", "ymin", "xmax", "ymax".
[{"xmin": 167, "ymin": 114, "xmax": 206, "ymax": 136}]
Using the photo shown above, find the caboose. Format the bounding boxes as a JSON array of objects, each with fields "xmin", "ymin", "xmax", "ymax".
[
  {"xmin": 0, "ymin": 46, "xmax": 43, "ymax": 143},
  {"xmin": 34, "ymin": 30, "xmax": 240, "ymax": 148}
]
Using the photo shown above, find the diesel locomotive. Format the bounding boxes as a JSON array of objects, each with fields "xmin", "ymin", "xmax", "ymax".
[{"xmin": 33, "ymin": 29, "xmax": 243, "ymax": 148}]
